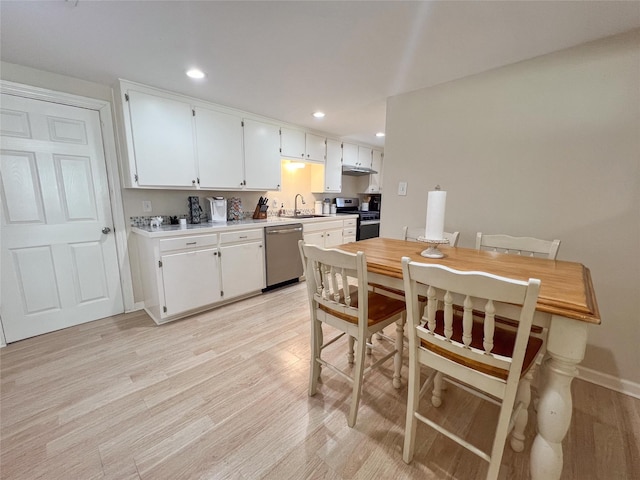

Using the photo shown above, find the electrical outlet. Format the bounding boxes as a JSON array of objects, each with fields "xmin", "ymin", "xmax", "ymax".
[
  {"xmin": 398, "ymin": 181, "xmax": 408, "ymax": 196},
  {"xmin": 142, "ymin": 200, "xmax": 152, "ymax": 212}
]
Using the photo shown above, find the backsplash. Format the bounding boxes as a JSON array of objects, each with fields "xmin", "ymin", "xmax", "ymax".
[
  {"xmin": 129, "ymin": 214, "xmax": 190, "ymax": 228},
  {"xmin": 129, "ymin": 208, "xmax": 318, "ymax": 227}
]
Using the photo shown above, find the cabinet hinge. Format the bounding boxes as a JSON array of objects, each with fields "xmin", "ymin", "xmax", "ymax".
[
  {"xmin": 241, "ymin": 120, "xmax": 244, "ymax": 127},
  {"xmin": 134, "ymin": 173, "xmax": 138, "ymax": 183},
  {"xmin": 221, "ymin": 290, "xmax": 224, "ymax": 297},
  {"xmin": 217, "ymin": 251, "xmax": 221, "ymax": 258},
  {"xmin": 163, "ymin": 306, "xmax": 167, "ymax": 313},
  {"xmin": 124, "ymin": 93, "xmax": 129, "ymax": 102},
  {"xmin": 158, "ymin": 260, "xmax": 163, "ymax": 268},
  {"xmin": 197, "ymin": 177, "xmax": 200, "ymax": 185},
  {"xmin": 192, "ymin": 109, "xmax": 196, "ymax": 117},
  {"xmin": 279, "ymin": 148, "xmax": 282, "ymax": 153}
]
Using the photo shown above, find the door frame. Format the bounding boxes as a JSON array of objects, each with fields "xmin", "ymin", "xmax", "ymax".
[{"xmin": 0, "ymin": 80, "xmax": 135, "ymax": 346}]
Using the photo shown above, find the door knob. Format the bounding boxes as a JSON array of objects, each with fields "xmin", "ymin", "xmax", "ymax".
[{"xmin": 102, "ymin": 227, "xmax": 112, "ymax": 234}]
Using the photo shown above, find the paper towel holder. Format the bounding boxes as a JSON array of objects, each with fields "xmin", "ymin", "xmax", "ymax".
[
  {"xmin": 417, "ymin": 237, "xmax": 449, "ymax": 258},
  {"xmin": 419, "ymin": 184, "xmax": 448, "ymax": 258}
]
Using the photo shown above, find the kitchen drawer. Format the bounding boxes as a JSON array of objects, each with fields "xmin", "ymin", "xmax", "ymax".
[
  {"xmin": 159, "ymin": 234, "xmax": 218, "ymax": 252},
  {"xmin": 343, "ymin": 227, "xmax": 356, "ymax": 237},
  {"xmin": 343, "ymin": 218, "xmax": 357, "ymax": 227},
  {"xmin": 220, "ymin": 228, "xmax": 263, "ymax": 245},
  {"xmin": 304, "ymin": 220, "xmax": 343, "ymax": 233}
]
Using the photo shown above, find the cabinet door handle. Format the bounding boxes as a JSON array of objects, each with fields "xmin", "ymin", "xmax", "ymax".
[
  {"xmin": 239, "ymin": 236, "xmax": 248, "ymax": 239},
  {"xmin": 186, "ymin": 242, "xmax": 197, "ymax": 246}
]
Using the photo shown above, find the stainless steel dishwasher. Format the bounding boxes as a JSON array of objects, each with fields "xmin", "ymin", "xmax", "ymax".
[{"xmin": 264, "ymin": 223, "xmax": 304, "ymax": 289}]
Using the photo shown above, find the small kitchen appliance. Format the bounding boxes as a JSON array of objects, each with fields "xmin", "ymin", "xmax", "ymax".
[{"xmin": 207, "ymin": 197, "xmax": 227, "ymax": 223}]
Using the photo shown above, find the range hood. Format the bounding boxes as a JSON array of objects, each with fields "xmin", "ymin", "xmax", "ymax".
[{"xmin": 342, "ymin": 165, "xmax": 378, "ymax": 176}]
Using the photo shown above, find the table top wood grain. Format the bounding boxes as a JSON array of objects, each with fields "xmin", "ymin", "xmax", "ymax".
[{"xmin": 338, "ymin": 238, "xmax": 600, "ymax": 324}]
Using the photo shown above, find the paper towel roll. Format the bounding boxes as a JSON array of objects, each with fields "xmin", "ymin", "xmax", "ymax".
[{"xmin": 425, "ymin": 190, "xmax": 446, "ymax": 240}]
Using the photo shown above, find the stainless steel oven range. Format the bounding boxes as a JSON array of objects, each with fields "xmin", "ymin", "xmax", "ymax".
[{"xmin": 334, "ymin": 197, "xmax": 380, "ymax": 240}]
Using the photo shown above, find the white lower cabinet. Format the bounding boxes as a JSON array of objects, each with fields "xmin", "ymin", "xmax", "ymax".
[
  {"xmin": 303, "ymin": 219, "xmax": 352, "ymax": 248},
  {"xmin": 161, "ymin": 247, "xmax": 221, "ymax": 317},
  {"xmin": 343, "ymin": 218, "xmax": 357, "ymax": 243},
  {"xmin": 135, "ymin": 228, "xmax": 266, "ymax": 324},
  {"xmin": 219, "ymin": 229, "xmax": 265, "ymax": 300}
]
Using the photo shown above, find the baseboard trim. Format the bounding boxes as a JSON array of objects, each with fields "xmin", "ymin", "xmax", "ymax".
[
  {"xmin": 127, "ymin": 302, "xmax": 145, "ymax": 313},
  {"xmin": 578, "ymin": 366, "xmax": 640, "ymax": 399}
]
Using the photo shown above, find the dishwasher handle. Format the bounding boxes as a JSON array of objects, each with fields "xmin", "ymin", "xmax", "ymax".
[{"xmin": 267, "ymin": 226, "xmax": 303, "ymax": 234}]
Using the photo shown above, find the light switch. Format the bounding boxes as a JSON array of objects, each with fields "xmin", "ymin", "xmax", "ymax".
[
  {"xmin": 142, "ymin": 200, "xmax": 152, "ymax": 212},
  {"xmin": 398, "ymin": 181, "xmax": 408, "ymax": 196}
]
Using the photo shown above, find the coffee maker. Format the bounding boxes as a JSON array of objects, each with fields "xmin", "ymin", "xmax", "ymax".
[{"xmin": 207, "ymin": 197, "xmax": 227, "ymax": 223}]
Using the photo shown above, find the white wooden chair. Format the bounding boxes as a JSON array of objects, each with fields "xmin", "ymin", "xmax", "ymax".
[
  {"xmin": 403, "ymin": 226, "xmax": 460, "ymax": 247},
  {"xmin": 475, "ymin": 232, "xmax": 560, "ymax": 375},
  {"xmin": 475, "ymin": 232, "xmax": 560, "ymax": 259},
  {"xmin": 298, "ymin": 240, "xmax": 406, "ymax": 427},
  {"xmin": 401, "ymin": 258, "xmax": 542, "ymax": 480}
]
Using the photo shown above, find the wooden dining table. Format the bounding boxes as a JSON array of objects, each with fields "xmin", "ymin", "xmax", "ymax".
[{"xmin": 338, "ymin": 237, "xmax": 600, "ymax": 480}]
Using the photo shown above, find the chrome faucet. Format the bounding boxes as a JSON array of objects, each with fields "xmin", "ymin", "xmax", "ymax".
[{"xmin": 294, "ymin": 194, "xmax": 305, "ymax": 216}]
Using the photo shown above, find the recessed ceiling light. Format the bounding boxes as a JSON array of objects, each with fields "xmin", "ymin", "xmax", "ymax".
[
  {"xmin": 312, "ymin": 111, "xmax": 325, "ymax": 118},
  {"xmin": 376, "ymin": 132, "xmax": 385, "ymax": 137},
  {"xmin": 186, "ymin": 68, "xmax": 206, "ymax": 79}
]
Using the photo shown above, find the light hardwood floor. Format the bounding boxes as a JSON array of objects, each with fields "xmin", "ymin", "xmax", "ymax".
[{"xmin": 1, "ymin": 282, "xmax": 638, "ymax": 479}]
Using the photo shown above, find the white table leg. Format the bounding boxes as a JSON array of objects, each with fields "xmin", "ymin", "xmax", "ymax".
[{"xmin": 530, "ymin": 315, "xmax": 588, "ymax": 480}]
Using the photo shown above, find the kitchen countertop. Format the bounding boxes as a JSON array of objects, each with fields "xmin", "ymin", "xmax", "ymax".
[{"xmin": 131, "ymin": 214, "xmax": 358, "ymax": 238}]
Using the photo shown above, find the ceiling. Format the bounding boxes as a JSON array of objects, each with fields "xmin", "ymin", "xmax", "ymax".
[{"xmin": 1, "ymin": 1, "xmax": 639, "ymax": 148}]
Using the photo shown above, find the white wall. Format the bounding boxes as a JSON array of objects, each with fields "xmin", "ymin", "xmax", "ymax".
[
  {"xmin": 381, "ymin": 30, "xmax": 640, "ymax": 387},
  {"xmin": 1, "ymin": 61, "xmax": 112, "ymax": 101}
]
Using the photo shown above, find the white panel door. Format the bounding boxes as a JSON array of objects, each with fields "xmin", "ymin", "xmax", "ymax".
[
  {"xmin": 194, "ymin": 106, "xmax": 244, "ymax": 189},
  {"xmin": 0, "ymin": 94, "xmax": 123, "ymax": 342}
]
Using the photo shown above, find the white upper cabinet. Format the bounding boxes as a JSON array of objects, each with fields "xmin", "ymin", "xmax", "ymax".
[
  {"xmin": 281, "ymin": 128, "xmax": 326, "ymax": 163},
  {"xmin": 243, "ymin": 119, "xmax": 281, "ymax": 190},
  {"xmin": 324, "ymin": 138, "xmax": 342, "ymax": 192},
  {"xmin": 358, "ymin": 146, "xmax": 373, "ymax": 168},
  {"xmin": 305, "ymin": 133, "xmax": 326, "ymax": 162},
  {"xmin": 280, "ymin": 127, "xmax": 306, "ymax": 159},
  {"xmin": 195, "ymin": 106, "xmax": 244, "ymax": 189},
  {"xmin": 126, "ymin": 89, "xmax": 198, "ymax": 187},
  {"xmin": 342, "ymin": 142, "xmax": 359, "ymax": 167},
  {"xmin": 116, "ymin": 80, "xmax": 376, "ymax": 191},
  {"xmin": 310, "ymin": 138, "xmax": 342, "ymax": 193},
  {"xmin": 366, "ymin": 149, "xmax": 383, "ymax": 193}
]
